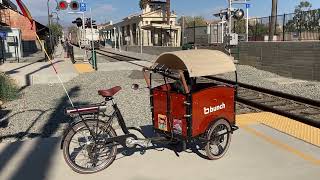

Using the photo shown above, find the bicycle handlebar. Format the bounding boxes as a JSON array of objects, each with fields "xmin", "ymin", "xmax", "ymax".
[{"xmin": 153, "ymin": 64, "xmax": 174, "ymax": 75}]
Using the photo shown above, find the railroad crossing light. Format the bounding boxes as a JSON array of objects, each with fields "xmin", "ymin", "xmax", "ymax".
[
  {"xmin": 72, "ymin": 17, "xmax": 83, "ymax": 27},
  {"xmin": 70, "ymin": 1, "xmax": 79, "ymax": 10},
  {"xmin": 233, "ymin": 9, "xmax": 245, "ymax": 20},
  {"xmin": 58, "ymin": 1, "xmax": 68, "ymax": 10}
]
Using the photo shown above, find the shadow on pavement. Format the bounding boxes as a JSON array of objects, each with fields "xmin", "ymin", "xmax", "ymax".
[
  {"xmin": 0, "ymin": 86, "xmax": 86, "ymax": 180},
  {"xmin": 0, "ymin": 102, "xmax": 208, "ymax": 179},
  {"xmin": 18, "ymin": 60, "xmax": 64, "ymax": 91},
  {"xmin": 117, "ymin": 125, "xmax": 209, "ymax": 160},
  {"xmin": 0, "ymin": 110, "xmax": 11, "ymax": 128}
]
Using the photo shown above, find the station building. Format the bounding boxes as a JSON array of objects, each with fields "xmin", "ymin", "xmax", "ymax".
[
  {"xmin": 103, "ymin": 0, "xmax": 181, "ymax": 47},
  {"xmin": 0, "ymin": 0, "xmax": 48, "ymax": 63}
]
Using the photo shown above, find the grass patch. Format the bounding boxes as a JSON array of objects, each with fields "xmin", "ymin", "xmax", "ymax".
[{"xmin": 0, "ymin": 72, "xmax": 19, "ymax": 101}]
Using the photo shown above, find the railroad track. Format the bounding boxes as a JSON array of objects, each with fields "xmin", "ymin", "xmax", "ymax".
[
  {"xmin": 96, "ymin": 49, "xmax": 320, "ymax": 128},
  {"xmin": 96, "ymin": 49, "xmax": 148, "ymax": 68}
]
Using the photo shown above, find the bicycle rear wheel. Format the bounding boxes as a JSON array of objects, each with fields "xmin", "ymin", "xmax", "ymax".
[{"xmin": 63, "ymin": 120, "xmax": 117, "ymax": 174}]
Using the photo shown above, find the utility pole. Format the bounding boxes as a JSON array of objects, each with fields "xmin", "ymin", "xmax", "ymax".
[
  {"xmin": 246, "ymin": 0, "xmax": 249, "ymax": 42},
  {"xmin": 269, "ymin": 0, "xmax": 278, "ymax": 41},
  {"xmin": 47, "ymin": 0, "xmax": 53, "ymax": 54},
  {"xmin": 228, "ymin": 0, "xmax": 232, "ymax": 55}
]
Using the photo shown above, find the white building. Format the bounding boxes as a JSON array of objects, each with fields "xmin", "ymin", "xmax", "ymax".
[{"xmin": 103, "ymin": 0, "xmax": 181, "ymax": 47}]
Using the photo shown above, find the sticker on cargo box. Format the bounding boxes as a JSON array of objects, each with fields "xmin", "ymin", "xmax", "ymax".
[
  {"xmin": 173, "ymin": 119, "xmax": 182, "ymax": 135},
  {"xmin": 158, "ymin": 114, "xmax": 168, "ymax": 131}
]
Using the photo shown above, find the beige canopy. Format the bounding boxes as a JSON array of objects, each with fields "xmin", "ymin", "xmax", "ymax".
[{"xmin": 153, "ymin": 49, "xmax": 236, "ymax": 77}]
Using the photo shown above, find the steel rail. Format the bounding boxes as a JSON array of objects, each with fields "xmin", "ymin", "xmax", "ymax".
[{"xmin": 205, "ymin": 76, "xmax": 320, "ymax": 107}]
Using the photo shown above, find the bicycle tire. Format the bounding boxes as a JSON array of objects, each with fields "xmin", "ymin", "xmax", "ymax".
[{"xmin": 63, "ymin": 120, "xmax": 117, "ymax": 174}]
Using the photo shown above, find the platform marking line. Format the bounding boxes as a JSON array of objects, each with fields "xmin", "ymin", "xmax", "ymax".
[
  {"xmin": 241, "ymin": 125, "xmax": 320, "ymax": 166},
  {"xmin": 237, "ymin": 112, "xmax": 320, "ymax": 147},
  {"xmin": 74, "ymin": 64, "xmax": 94, "ymax": 73}
]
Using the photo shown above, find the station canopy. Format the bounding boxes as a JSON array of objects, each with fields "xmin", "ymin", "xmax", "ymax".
[{"xmin": 153, "ymin": 49, "xmax": 236, "ymax": 77}]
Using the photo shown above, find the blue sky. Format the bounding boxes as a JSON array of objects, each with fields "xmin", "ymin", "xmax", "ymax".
[{"xmin": 13, "ymin": 0, "xmax": 320, "ymax": 26}]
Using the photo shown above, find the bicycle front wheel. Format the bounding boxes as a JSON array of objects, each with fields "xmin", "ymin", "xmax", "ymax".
[{"xmin": 63, "ymin": 120, "xmax": 117, "ymax": 174}]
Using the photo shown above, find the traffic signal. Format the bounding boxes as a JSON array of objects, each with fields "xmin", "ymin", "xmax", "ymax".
[
  {"xmin": 72, "ymin": 17, "xmax": 83, "ymax": 27},
  {"xmin": 58, "ymin": 1, "xmax": 68, "ymax": 10},
  {"xmin": 85, "ymin": 18, "xmax": 96, "ymax": 28},
  {"xmin": 70, "ymin": 1, "xmax": 79, "ymax": 10}
]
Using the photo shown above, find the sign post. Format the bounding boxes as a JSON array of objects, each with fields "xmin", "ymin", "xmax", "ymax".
[{"xmin": 246, "ymin": 3, "xmax": 250, "ymax": 42}]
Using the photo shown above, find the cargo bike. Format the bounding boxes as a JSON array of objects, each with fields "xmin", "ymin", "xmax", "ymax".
[{"xmin": 61, "ymin": 49, "xmax": 239, "ymax": 174}]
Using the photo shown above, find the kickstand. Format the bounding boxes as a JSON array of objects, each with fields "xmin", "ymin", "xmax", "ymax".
[{"xmin": 173, "ymin": 149, "xmax": 180, "ymax": 157}]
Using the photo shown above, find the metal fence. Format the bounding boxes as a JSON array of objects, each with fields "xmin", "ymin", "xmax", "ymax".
[
  {"xmin": 235, "ymin": 8, "xmax": 320, "ymax": 41},
  {"xmin": 181, "ymin": 9, "xmax": 320, "ymax": 46},
  {"xmin": 183, "ymin": 24, "xmax": 226, "ymax": 45}
]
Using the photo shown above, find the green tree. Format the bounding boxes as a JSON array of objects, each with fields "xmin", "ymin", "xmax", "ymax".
[
  {"xmin": 285, "ymin": 1, "xmax": 319, "ymax": 33},
  {"xmin": 234, "ymin": 19, "xmax": 246, "ymax": 34},
  {"xmin": 48, "ymin": 23, "xmax": 63, "ymax": 39},
  {"xmin": 177, "ymin": 16, "xmax": 207, "ymax": 27}
]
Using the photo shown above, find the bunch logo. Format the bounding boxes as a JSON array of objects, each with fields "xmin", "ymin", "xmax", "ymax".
[
  {"xmin": 204, "ymin": 102, "xmax": 226, "ymax": 115},
  {"xmin": 158, "ymin": 114, "xmax": 168, "ymax": 131}
]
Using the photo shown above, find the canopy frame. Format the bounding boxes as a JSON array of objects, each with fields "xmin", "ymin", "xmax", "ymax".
[{"xmin": 153, "ymin": 49, "xmax": 237, "ymax": 77}]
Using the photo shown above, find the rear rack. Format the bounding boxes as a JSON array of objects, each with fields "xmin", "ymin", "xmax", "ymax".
[{"xmin": 65, "ymin": 104, "xmax": 107, "ymax": 115}]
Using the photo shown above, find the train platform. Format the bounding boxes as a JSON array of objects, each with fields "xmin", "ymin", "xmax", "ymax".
[
  {"xmin": 0, "ymin": 44, "xmax": 79, "ymax": 87},
  {"xmin": 0, "ymin": 112, "xmax": 319, "ymax": 180}
]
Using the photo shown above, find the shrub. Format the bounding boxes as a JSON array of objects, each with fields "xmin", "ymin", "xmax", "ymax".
[{"xmin": 0, "ymin": 72, "xmax": 19, "ymax": 101}]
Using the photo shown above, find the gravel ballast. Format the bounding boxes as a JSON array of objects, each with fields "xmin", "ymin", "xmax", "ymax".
[
  {"xmin": 0, "ymin": 70, "xmax": 152, "ymax": 143},
  {"xmin": 102, "ymin": 49, "xmax": 320, "ymax": 101},
  {"xmin": 217, "ymin": 65, "xmax": 320, "ymax": 101}
]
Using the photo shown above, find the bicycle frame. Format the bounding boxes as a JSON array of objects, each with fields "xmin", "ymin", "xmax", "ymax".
[{"xmin": 60, "ymin": 97, "xmax": 135, "ymax": 149}]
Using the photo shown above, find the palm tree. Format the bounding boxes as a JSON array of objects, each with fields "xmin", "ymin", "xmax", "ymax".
[
  {"xmin": 269, "ymin": 0, "xmax": 278, "ymax": 41},
  {"xmin": 139, "ymin": 0, "xmax": 150, "ymax": 10}
]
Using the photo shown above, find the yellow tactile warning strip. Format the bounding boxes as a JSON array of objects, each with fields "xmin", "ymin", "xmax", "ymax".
[
  {"xmin": 237, "ymin": 112, "xmax": 320, "ymax": 147},
  {"xmin": 74, "ymin": 64, "xmax": 94, "ymax": 73},
  {"xmin": 241, "ymin": 125, "xmax": 320, "ymax": 165},
  {"xmin": 237, "ymin": 112, "xmax": 320, "ymax": 165}
]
